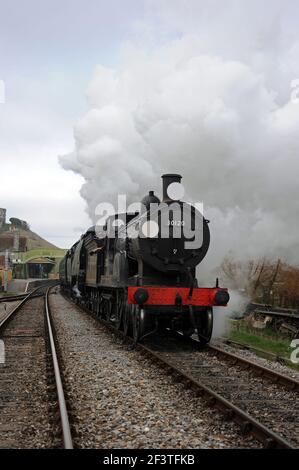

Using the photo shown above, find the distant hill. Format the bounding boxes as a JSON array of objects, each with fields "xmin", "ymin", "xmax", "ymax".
[
  {"xmin": 0, "ymin": 227, "xmax": 58, "ymax": 252},
  {"xmin": 0, "ymin": 212, "xmax": 59, "ymax": 252},
  {"xmin": 19, "ymin": 228, "xmax": 58, "ymax": 250}
]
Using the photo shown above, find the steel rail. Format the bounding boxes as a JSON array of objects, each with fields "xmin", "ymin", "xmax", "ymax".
[
  {"xmin": 0, "ymin": 291, "xmax": 47, "ymax": 303},
  {"xmin": 63, "ymin": 291, "xmax": 296, "ymax": 449},
  {"xmin": 171, "ymin": 331, "xmax": 299, "ymax": 390},
  {"xmin": 222, "ymin": 338, "xmax": 295, "ymax": 367},
  {"xmin": 254, "ymin": 309, "xmax": 299, "ymax": 321},
  {"xmin": 136, "ymin": 342, "xmax": 295, "ymax": 449},
  {"xmin": 0, "ymin": 281, "xmax": 58, "ymax": 304},
  {"xmin": 0, "ymin": 284, "xmax": 50, "ymax": 329},
  {"xmin": 0, "ymin": 293, "xmax": 29, "ymax": 303},
  {"xmin": 0, "ymin": 282, "xmax": 73, "ymax": 449},
  {"xmin": 207, "ymin": 343, "xmax": 299, "ymax": 391},
  {"xmin": 45, "ymin": 287, "xmax": 73, "ymax": 449}
]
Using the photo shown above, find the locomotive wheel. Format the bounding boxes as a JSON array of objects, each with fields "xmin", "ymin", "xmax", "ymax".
[
  {"xmin": 100, "ymin": 298, "xmax": 110, "ymax": 320},
  {"xmin": 197, "ymin": 308, "xmax": 213, "ymax": 348},
  {"xmin": 182, "ymin": 326, "xmax": 195, "ymax": 337},
  {"xmin": 123, "ymin": 304, "xmax": 132, "ymax": 336},
  {"xmin": 132, "ymin": 306, "xmax": 154, "ymax": 343},
  {"xmin": 132, "ymin": 305, "xmax": 142, "ymax": 343},
  {"xmin": 114, "ymin": 291, "xmax": 125, "ymax": 330},
  {"xmin": 95, "ymin": 291, "xmax": 100, "ymax": 317},
  {"xmin": 91, "ymin": 291, "xmax": 97, "ymax": 314}
]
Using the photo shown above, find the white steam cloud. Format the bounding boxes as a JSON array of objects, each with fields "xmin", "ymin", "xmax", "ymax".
[{"xmin": 60, "ymin": 1, "xmax": 299, "ymax": 276}]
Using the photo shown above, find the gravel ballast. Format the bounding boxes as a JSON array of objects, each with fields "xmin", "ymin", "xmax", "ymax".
[
  {"xmin": 0, "ymin": 297, "xmax": 57, "ymax": 448},
  {"xmin": 212, "ymin": 339, "xmax": 299, "ymax": 381},
  {"xmin": 50, "ymin": 292, "xmax": 261, "ymax": 449},
  {"xmin": 0, "ymin": 301, "xmax": 19, "ymax": 323}
]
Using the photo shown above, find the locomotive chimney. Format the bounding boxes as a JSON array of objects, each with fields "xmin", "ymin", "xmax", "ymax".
[{"xmin": 161, "ymin": 174, "xmax": 182, "ymax": 202}]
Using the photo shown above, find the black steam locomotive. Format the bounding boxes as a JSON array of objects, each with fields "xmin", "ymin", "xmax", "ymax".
[{"xmin": 59, "ymin": 174, "xmax": 229, "ymax": 345}]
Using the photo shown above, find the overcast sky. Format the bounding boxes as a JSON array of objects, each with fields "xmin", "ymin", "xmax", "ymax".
[
  {"xmin": 1, "ymin": 0, "xmax": 298, "ymax": 256},
  {"xmin": 0, "ymin": 0, "xmax": 152, "ymax": 247}
]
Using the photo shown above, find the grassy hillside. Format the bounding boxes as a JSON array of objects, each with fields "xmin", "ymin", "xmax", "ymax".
[{"xmin": 0, "ymin": 227, "xmax": 59, "ymax": 250}]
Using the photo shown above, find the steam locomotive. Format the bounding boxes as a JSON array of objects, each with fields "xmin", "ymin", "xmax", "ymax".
[{"xmin": 59, "ymin": 174, "xmax": 229, "ymax": 346}]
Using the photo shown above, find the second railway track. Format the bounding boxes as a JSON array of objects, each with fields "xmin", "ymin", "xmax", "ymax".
[
  {"xmin": 0, "ymin": 284, "xmax": 73, "ymax": 449},
  {"xmin": 1, "ymin": 284, "xmax": 298, "ymax": 449},
  {"xmin": 139, "ymin": 331, "xmax": 298, "ymax": 449},
  {"xmin": 61, "ymin": 290, "xmax": 299, "ymax": 449}
]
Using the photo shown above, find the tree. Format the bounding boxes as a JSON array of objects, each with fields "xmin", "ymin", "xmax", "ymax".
[
  {"xmin": 221, "ymin": 256, "xmax": 299, "ymax": 308},
  {"xmin": 9, "ymin": 218, "xmax": 30, "ymax": 231}
]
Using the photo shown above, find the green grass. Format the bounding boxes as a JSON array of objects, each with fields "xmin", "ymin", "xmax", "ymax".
[{"xmin": 229, "ymin": 323, "xmax": 299, "ymax": 371}]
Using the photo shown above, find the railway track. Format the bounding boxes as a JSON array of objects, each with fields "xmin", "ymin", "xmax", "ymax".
[
  {"xmin": 0, "ymin": 284, "xmax": 73, "ymax": 449},
  {"xmin": 218, "ymin": 338, "xmax": 296, "ymax": 368},
  {"xmin": 0, "ymin": 292, "xmax": 34, "ymax": 303},
  {"xmin": 50, "ymin": 292, "xmax": 262, "ymax": 448},
  {"xmin": 0, "ymin": 291, "xmax": 47, "ymax": 304},
  {"xmin": 65, "ymin": 292, "xmax": 298, "ymax": 449},
  {"xmin": 207, "ymin": 342, "xmax": 298, "ymax": 390},
  {"xmin": 0, "ymin": 280, "xmax": 60, "ymax": 304},
  {"xmin": 139, "ymin": 333, "xmax": 298, "ymax": 449}
]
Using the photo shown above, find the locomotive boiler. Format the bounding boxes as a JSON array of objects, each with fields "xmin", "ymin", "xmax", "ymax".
[{"xmin": 59, "ymin": 174, "xmax": 229, "ymax": 345}]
